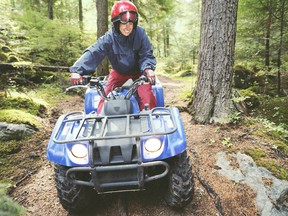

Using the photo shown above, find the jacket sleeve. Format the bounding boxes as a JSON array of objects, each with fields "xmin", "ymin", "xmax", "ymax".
[
  {"xmin": 137, "ymin": 28, "xmax": 157, "ymax": 73},
  {"xmin": 69, "ymin": 36, "xmax": 108, "ymax": 75}
]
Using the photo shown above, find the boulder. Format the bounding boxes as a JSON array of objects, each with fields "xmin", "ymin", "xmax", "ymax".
[{"xmin": 0, "ymin": 122, "xmax": 36, "ymax": 141}]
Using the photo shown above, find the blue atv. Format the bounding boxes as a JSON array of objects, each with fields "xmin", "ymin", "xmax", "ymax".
[{"xmin": 47, "ymin": 75, "xmax": 194, "ymax": 213}]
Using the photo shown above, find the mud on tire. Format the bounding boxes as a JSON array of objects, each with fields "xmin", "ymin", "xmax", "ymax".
[
  {"xmin": 165, "ymin": 150, "xmax": 194, "ymax": 208},
  {"xmin": 54, "ymin": 164, "xmax": 94, "ymax": 213}
]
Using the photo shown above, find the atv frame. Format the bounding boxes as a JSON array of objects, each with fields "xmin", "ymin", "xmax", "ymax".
[{"xmin": 47, "ymin": 75, "xmax": 194, "ymax": 213}]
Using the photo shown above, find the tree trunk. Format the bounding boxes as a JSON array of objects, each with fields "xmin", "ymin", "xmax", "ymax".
[
  {"xmin": 78, "ymin": 0, "xmax": 83, "ymax": 31},
  {"xmin": 48, "ymin": 0, "xmax": 53, "ymax": 20},
  {"xmin": 163, "ymin": 25, "xmax": 167, "ymax": 57},
  {"xmin": 277, "ymin": 0, "xmax": 286, "ymax": 96},
  {"xmin": 264, "ymin": 10, "xmax": 272, "ymax": 70},
  {"xmin": 96, "ymin": 0, "xmax": 109, "ymax": 76},
  {"xmin": 163, "ymin": 25, "xmax": 168, "ymax": 57},
  {"xmin": 190, "ymin": 0, "xmax": 238, "ymax": 124}
]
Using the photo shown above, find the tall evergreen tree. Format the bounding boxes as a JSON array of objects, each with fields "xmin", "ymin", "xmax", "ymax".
[
  {"xmin": 48, "ymin": 0, "xmax": 53, "ymax": 20},
  {"xmin": 78, "ymin": 0, "xmax": 83, "ymax": 31},
  {"xmin": 96, "ymin": 0, "xmax": 109, "ymax": 75},
  {"xmin": 275, "ymin": 0, "xmax": 287, "ymax": 96},
  {"xmin": 190, "ymin": 0, "xmax": 239, "ymax": 124}
]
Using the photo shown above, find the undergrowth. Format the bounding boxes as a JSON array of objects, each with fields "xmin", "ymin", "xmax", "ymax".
[{"xmin": 0, "ymin": 183, "xmax": 25, "ymax": 216}]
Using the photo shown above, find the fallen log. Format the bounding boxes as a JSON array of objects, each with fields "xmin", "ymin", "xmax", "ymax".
[{"xmin": 0, "ymin": 62, "xmax": 69, "ymax": 72}]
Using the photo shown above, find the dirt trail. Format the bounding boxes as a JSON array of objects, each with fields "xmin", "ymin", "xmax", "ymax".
[{"xmin": 12, "ymin": 75, "xmax": 262, "ymax": 216}]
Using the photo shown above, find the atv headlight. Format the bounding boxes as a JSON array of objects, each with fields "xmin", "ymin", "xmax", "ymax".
[
  {"xmin": 144, "ymin": 138, "xmax": 162, "ymax": 152},
  {"xmin": 143, "ymin": 138, "xmax": 164, "ymax": 160},
  {"xmin": 71, "ymin": 144, "xmax": 88, "ymax": 158}
]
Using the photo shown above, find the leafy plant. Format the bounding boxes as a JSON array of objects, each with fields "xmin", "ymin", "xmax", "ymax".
[
  {"xmin": 258, "ymin": 118, "xmax": 288, "ymax": 139},
  {"xmin": 0, "ymin": 183, "xmax": 25, "ymax": 216},
  {"xmin": 229, "ymin": 111, "xmax": 242, "ymax": 125},
  {"xmin": 221, "ymin": 137, "xmax": 232, "ymax": 147},
  {"xmin": 10, "ymin": 9, "xmax": 93, "ymax": 66}
]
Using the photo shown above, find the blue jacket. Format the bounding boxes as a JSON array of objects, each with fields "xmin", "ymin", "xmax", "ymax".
[{"xmin": 70, "ymin": 26, "xmax": 156, "ymax": 75}]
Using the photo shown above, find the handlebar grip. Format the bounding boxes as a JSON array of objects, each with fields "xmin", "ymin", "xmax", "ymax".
[
  {"xmin": 139, "ymin": 75, "xmax": 148, "ymax": 82},
  {"xmin": 82, "ymin": 75, "xmax": 91, "ymax": 85},
  {"xmin": 90, "ymin": 78, "xmax": 100, "ymax": 87}
]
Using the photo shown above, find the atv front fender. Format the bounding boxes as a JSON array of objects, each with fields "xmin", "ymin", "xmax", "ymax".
[
  {"xmin": 46, "ymin": 114, "xmax": 88, "ymax": 166},
  {"xmin": 142, "ymin": 107, "xmax": 187, "ymax": 162}
]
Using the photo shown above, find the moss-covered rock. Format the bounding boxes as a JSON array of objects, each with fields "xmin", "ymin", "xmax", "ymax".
[
  {"xmin": 0, "ymin": 94, "xmax": 47, "ymax": 117},
  {"xmin": 0, "ymin": 140, "xmax": 21, "ymax": 156},
  {"xmin": 1, "ymin": 46, "xmax": 12, "ymax": 53},
  {"xmin": 233, "ymin": 65, "xmax": 256, "ymax": 89},
  {"xmin": 244, "ymin": 148, "xmax": 266, "ymax": 160},
  {"xmin": 257, "ymin": 160, "xmax": 288, "ymax": 180},
  {"xmin": 0, "ymin": 52, "xmax": 7, "ymax": 62},
  {"xmin": 255, "ymin": 96, "xmax": 288, "ymax": 126},
  {"xmin": 239, "ymin": 88, "xmax": 260, "ymax": 109},
  {"xmin": 0, "ymin": 109, "xmax": 41, "ymax": 129}
]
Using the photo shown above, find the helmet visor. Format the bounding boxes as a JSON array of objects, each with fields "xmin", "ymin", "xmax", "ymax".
[{"xmin": 118, "ymin": 11, "xmax": 138, "ymax": 24}]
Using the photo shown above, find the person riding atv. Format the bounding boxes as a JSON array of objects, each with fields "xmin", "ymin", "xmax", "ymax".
[
  {"xmin": 70, "ymin": 0, "xmax": 157, "ymax": 113},
  {"xmin": 46, "ymin": 1, "xmax": 194, "ymax": 213}
]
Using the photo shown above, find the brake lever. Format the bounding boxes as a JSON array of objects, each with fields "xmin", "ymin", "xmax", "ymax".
[{"xmin": 65, "ymin": 85, "xmax": 88, "ymax": 93}]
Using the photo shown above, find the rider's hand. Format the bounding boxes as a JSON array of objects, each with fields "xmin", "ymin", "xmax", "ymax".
[
  {"xmin": 70, "ymin": 72, "xmax": 83, "ymax": 85},
  {"xmin": 145, "ymin": 69, "xmax": 156, "ymax": 85}
]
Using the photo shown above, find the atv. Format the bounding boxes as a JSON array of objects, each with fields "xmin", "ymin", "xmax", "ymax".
[{"xmin": 46, "ymin": 75, "xmax": 194, "ymax": 213}]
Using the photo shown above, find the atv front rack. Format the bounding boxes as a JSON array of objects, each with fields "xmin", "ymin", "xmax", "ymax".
[{"xmin": 53, "ymin": 107, "xmax": 178, "ymax": 144}]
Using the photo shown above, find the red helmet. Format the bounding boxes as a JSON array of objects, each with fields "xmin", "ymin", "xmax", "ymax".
[{"xmin": 111, "ymin": 1, "xmax": 138, "ymax": 23}]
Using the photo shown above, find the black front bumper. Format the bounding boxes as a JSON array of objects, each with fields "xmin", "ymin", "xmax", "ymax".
[{"xmin": 66, "ymin": 160, "xmax": 169, "ymax": 193}]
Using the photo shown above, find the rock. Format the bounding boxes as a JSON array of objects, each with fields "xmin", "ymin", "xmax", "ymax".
[
  {"xmin": 215, "ymin": 152, "xmax": 288, "ymax": 216},
  {"xmin": 0, "ymin": 122, "xmax": 36, "ymax": 141}
]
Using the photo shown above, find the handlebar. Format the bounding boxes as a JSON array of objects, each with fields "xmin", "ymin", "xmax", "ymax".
[{"xmin": 66, "ymin": 75, "xmax": 148, "ymax": 100}]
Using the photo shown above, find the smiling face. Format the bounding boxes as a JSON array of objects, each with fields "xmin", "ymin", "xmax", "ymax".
[{"xmin": 119, "ymin": 22, "xmax": 133, "ymax": 36}]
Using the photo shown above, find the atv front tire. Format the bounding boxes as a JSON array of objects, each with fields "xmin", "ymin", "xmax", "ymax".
[
  {"xmin": 54, "ymin": 164, "xmax": 94, "ymax": 213},
  {"xmin": 165, "ymin": 150, "xmax": 194, "ymax": 208}
]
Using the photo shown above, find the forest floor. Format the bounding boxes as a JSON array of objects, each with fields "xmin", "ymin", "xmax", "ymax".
[{"xmin": 10, "ymin": 75, "xmax": 288, "ymax": 216}]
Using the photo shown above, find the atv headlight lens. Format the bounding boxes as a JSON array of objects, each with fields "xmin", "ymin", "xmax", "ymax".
[
  {"xmin": 144, "ymin": 138, "xmax": 162, "ymax": 152},
  {"xmin": 71, "ymin": 144, "xmax": 88, "ymax": 158}
]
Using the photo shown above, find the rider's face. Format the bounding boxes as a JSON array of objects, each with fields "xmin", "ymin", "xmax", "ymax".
[{"xmin": 119, "ymin": 22, "xmax": 133, "ymax": 36}]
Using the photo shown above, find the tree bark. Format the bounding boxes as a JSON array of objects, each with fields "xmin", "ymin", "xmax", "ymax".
[
  {"xmin": 48, "ymin": 0, "xmax": 53, "ymax": 20},
  {"xmin": 190, "ymin": 0, "xmax": 238, "ymax": 124},
  {"xmin": 96, "ymin": 0, "xmax": 109, "ymax": 76},
  {"xmin": 264, "ymin": 10, "xmax": 272, "ymax": 70},
  {"xmin": 276, "ymin": 0, "xmax": 286, "ymax": 96},
  {"xmin": 78, "ymin": 0, "xmax": 83, "ymax": 31}
]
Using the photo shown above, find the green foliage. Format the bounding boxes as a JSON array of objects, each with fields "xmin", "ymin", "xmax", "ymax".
[
  {"xmin": 238, "ymin": 88, "xmax": 260, "ymax": 108},
  {"xmin": 0, "ymin": 183, "xmax": 25, "ymax": 216},
  {"xmin": 0, "ymin": 52, "xmax": 8, "ymax": 61},
  {"xmin": 254, "ymin": 96, "xmax": 288, "ymax": 126},
  {"xmin": 236, "ymin": 0, "xmax": 288, "ymax": 73},
  {"xmin": 244, "ymin": 148, "xmax": 267, "ymax": 160},
  {"xmin": 179, "ymin": 89, "xmax": 192, "ymax": 101},
  {"xmin": 244, "ymin": 148, "xmax": 288, "ymax": 180},
  {"xmin": 228, "ymin": 112, "xmax": 242, "ymax": 125},
  {"xmin": 0, "ymin": 94, "xmax": 47, "ymax": 116},
  {"xmin": 233, "ymin": 65, "xmax": 256, "ymax": 89},
  {"xmin": 257, "ymin": 160, "xmax": 288, "ymax": 180},
  {"xmin": 251, "ymin": 118, "xmax": 288, "ymax": 162},
  {"xmin": 31, "ymin": 82, "xmax": 68, "ymax": 104},
  {"xmin": 221, "ymin": 137, "xmax": 232, "ymax": 147},
  {"xmin": 11, "ymin": 9, "xmax": 91, "ymax": 66},
  {"xmin": 0, "ymin": 141, "xmax": 21, "ymax": 157},
  {"xmin": 257, "ymin": 118, "xmax": 288, "ymax": 139}
]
